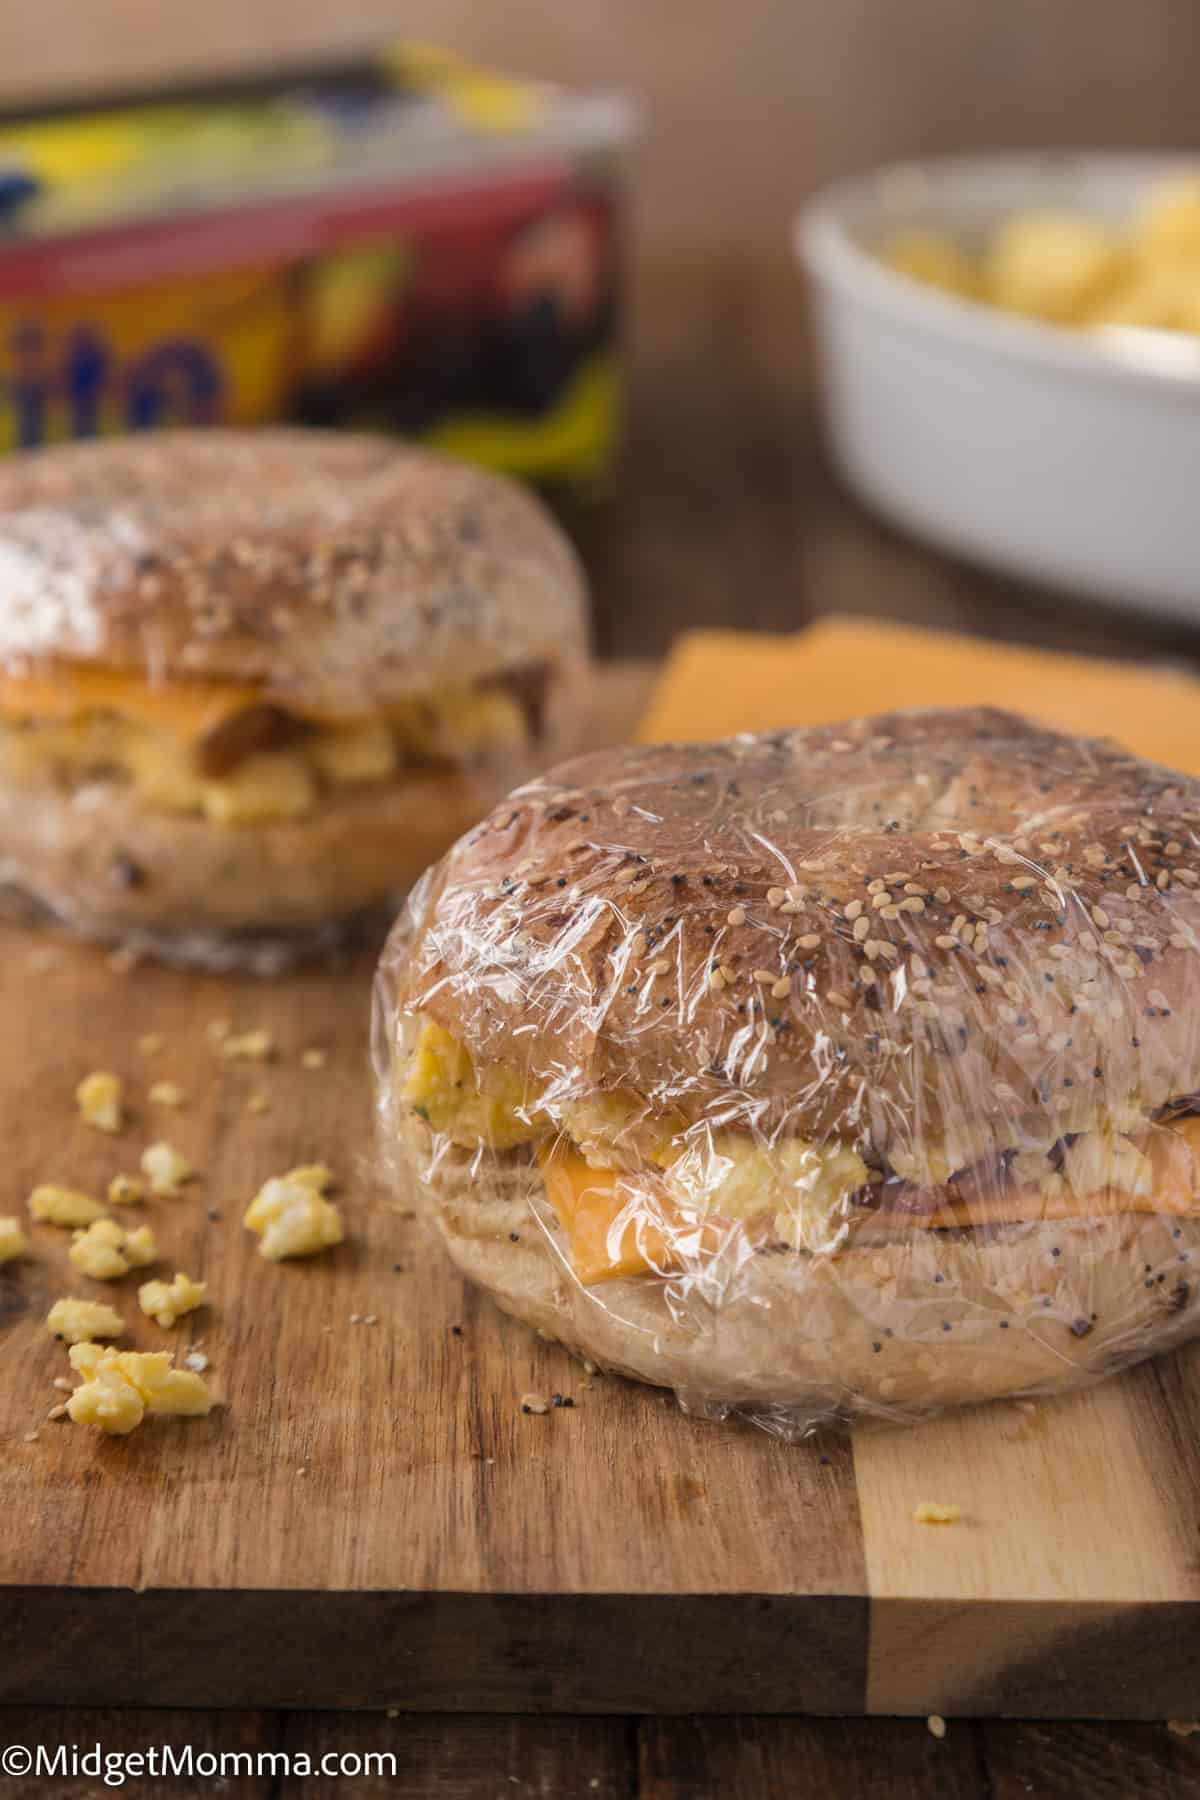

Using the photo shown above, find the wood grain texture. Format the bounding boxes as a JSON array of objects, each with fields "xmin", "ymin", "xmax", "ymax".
[{"xmin": 0, "ymin": 661, "xmax": 871, "ymax": 1714}]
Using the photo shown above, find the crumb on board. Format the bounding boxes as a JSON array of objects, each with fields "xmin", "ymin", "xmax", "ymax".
[
  {"xmin": 47, "ymin": 1404, "xmax": 69, "ymax": 1422},
  {"xmin": 220, "ymin": 1028, "xmax": 275, "ymax": 1062},
  {"xmin": 244, "ymin": 1164, "xmax": 342, "ymax": 1260},
  {"xmin": 66, "ymin": 1342, "xmax": 212, "ymax": 1435},
  {"xmin": 0, "ymin": 1216, "xmax": 30, "ymax": 1262},
  {"xmin": 927, "ymin": 1715, "xmax": 947, "ymax": 1740},
  {"xmin": 29, "ymin": 1185, "xmax": 105, "ymax": 1228},
  {"xmin": 139, "ymin": 1271, "xmax": 207, "ymax": 1329},
  {"xmin": 47, "ymin": 1297, "xmax": 124, "ymax": 1343},
  {"xmin": 246, "ymin": 1093, "xmax": 270, "ymax": 1115},
  {"xmin": 69, "ymin": 1219, "xmax": 157, "ymax": 1281},
  {"xmin": 914, "ymin": 1503, "xmax": 962, "ymax": 1525},
  {"xmin": 148, "ymin": 1081, "xmax": 185, "ymax": 1109},
  {"xmin": 521, "ymin": 1393, "xmax": 550, "ymax": 1415},
  {"xmin": 141, "ymin": 1141, "xmax": 193, "ymax": 1197},
  {"xmin": 76, "ymin": 1071, "xmax": 123, "ymax": 1133},
  {"xmin": 108, "ymin": 1174, "xmax": 145, "ymax": 1206},
  {"xmin": 184, "ymin": 1350, "xmax": 209, "ymax": 1374},
  {"xmin": 301, "ymin": 1047, "xmax": 327, "ymax": 1070}
]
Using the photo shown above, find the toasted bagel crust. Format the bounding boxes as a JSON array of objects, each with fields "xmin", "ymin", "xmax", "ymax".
[{"xmin": 0, "ymin": 429, "xmax": 587, "ymax": 713}]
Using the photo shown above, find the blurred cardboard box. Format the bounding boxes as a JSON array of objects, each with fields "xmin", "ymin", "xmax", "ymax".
[{"xmin": 0, "ymin": 44, "xmax": 633, "ymax": 485}]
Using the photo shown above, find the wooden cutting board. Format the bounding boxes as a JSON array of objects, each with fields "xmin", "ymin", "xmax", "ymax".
[{"xmin": 4, "ymin": 659, "xmax": 1200, "ymax": 1722}]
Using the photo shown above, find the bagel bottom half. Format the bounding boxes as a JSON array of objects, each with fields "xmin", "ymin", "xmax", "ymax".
[
  {"xmin": 410, "ymin": 1123, "xmax": 1200, "ymax": 1423},
  {"xmin": 0, "ymin": 760, "xmax": 530, "ymax": 968}
]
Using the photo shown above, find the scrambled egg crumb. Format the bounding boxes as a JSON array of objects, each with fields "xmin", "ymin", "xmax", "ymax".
[
  {"xmin": 914, "ymin": 1502, "xmax": 962, "ymax": 1525},
  {"xmin": 301, "ymin": 1047, "xmax": 327, "ymax": 1070},
  {"xmin": 221, "ymin": 1029, "xmax": 274, "ymax": 1062},
  {"xmin": 66, "ymin": 1342, "xmax": 212, "ymax": 1435},
  {"xmin": 148, "ymin": 1081, "xmax": 185, "ymax": 1108},
  {"xmin": 69, "ymin": 1219, "xmax": 157, "ymax": 1280},
  {"xmin": 47, "ymin": 1296, "xmax": 124, "ymax": 1343},
  {"xmin": 76, "ymin": 1070, "xmax": 123, "ymax": 1133},
  {"xmin": 29, "ymin": 1184, "xmax": 105, "ymax": 1227},
  {"xmin": 108, "ymin": 1174, "xmax": 145, "ymax": 1206},
  {"xmin": 139, "ymin": 1271, "xmax": 207, "ymax": 1328},
  {"xmin": 0, "ymin": 1215, "xmax": 29, "ymax": 1261},
  {"xmin": 243, "ymin": 1164, "xmax": 343, "ymax": 1260},
  {"xmin": 246, "ymin": 1093, "xmax": 270, "ymax": 1116},
  {"xmin": 927, "ymin": 1716, "xmax": 947, "ymax": 1741},
  {"xmin": 141, "ymin": 1141, "xmax": 193, "ymax": 1196}
]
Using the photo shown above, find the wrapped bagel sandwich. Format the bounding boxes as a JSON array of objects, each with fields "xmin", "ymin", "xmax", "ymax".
[{"xmin": 376, "ymin": 707, "xmax": 1200, "ymax": 1432}]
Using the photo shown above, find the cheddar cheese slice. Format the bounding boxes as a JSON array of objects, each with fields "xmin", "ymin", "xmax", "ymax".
[
  {"xmin": 0, "ymin": 666, "xmax": 269, "ymax": 747},
  {"xmin": 537, "ymin": 1118, "xmax": 1200, "ymax": 1284}
]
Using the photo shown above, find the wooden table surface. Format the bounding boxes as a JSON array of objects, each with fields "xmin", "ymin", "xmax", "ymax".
[{"xmin": 10, "ymin": 259, "xmax": 1200, "ymax": 1795}]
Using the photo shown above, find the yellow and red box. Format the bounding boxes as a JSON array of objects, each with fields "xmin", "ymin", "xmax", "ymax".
[{"xmin": 0, "ymin": 46, "xmax": 634, "ymax": 485}]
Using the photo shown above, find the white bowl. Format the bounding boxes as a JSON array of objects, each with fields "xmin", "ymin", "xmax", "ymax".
[{"xmin": 796, "ymin": 153, "xmax": 1200, "ymax": 620}]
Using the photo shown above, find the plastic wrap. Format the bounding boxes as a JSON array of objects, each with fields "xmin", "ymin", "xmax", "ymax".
[
  {"xmin": 0, "ymin": 428, "xmax": 588, "ymax": 970},
  {"xmin": 374, "ymin": 706, "xmax": 1200, "ymax": 1436}
]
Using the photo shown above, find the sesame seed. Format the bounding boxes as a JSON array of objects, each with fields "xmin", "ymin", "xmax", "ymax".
[
  {"xmin": 1158, "ymin": 871, "xmax": 1171, "ymax": 890},
  {"xmin": 1011, "ymin": 876, "xmax": 1036, "ymax": 891},
  {"xmin": 935, "ymin": 935, "xmax": 959, "ymax": 950},
  {"xmin": 797, "ymin": 932, "xmax": 822, "ymax": 950},
  {"xmin": 771, "ymin": 978, "xmax": 790, "ymax": 1000},
  {"xmin": 1092, "ymin": 906, "xmax": 1110, "ymax": 929},
  {"xmin": 648, "ymin": 957, "xmax": 671, "ymax": 976},
  {"xmin": 752, "ymin": 969, "xmax": 775, "ymax": 985},
  {"xmin": 827, "ymin": 990, "xmax": 851, "ymax": 1009},
  {"xmin": 883, "ymin": 871, "xmax": 910, "ymax": 883},
  {"xmin": 844, "ymin": 900, "xmax": 863, "ymax": 921},
  {"xmin": 903, "ymin": 883, "xmax": 927, "ymax": 896},
  {"xmin": 934, "ymin": 887, "xmax": 951, "ymax": 904},
  {"xmin": 1167, "ymin": 840, "xmax": 1183, "ymax": 856},
  {"xmin": 899, "ymin": 896, "xmax": 925, "ymax": 914},
  {"xmin": 880, "ymin": 905, "xmax": 901, "ymax": 921},
  {"xmin": 708, "ymin": 969, "xmax": 726, "ymax": 992},
  {"xmin": 727, "ymin": 907, "xmax": 747, "ymax": 927},
  {"xmin": 871, "ymin": 891, "xmax": 893, "ymax": 910},
  {"xmin": 867, "ymin": 879, "xmax": 886, "ymax": 895},
  {"xmin": 853, "ymin": 916, "xmax": 870, "ymax": 942},
  {"xmin": 911, "ymin": 954, "xmax": 928, "ymax": 978}
]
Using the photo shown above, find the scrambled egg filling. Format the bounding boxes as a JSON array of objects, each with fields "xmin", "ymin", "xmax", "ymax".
[
  {"xmin": 0, "ymin": 671, "xmax": 528, "ymax": 826},
  {"xmin": 403, "ymin": 1019, "xmax": 1200, "ymax": 1281}
]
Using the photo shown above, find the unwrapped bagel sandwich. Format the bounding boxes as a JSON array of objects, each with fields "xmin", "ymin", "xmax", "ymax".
[
  {"xmin": 376, "ymin": 706, "xmax": 1200, "ymax": 1433},
  {"xmin": 0, "ymin": 429, "xmax": 587, "ymax": 967}
]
